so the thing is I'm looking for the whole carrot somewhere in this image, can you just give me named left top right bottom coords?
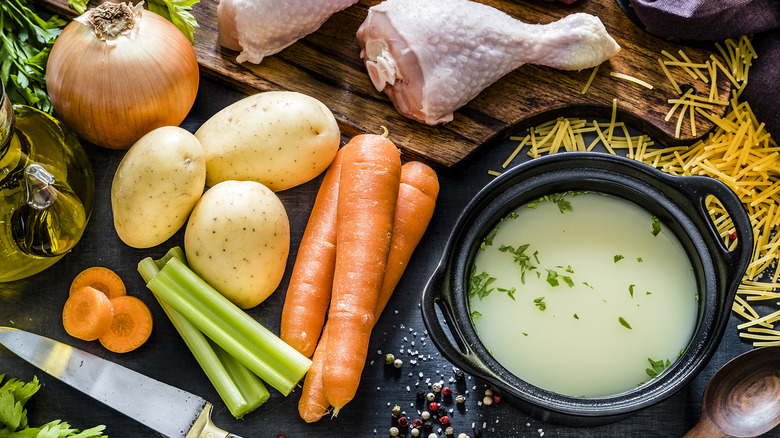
left=300, top=160, right=439, bottom=420
left=281, top=148, right=345, bottom=357
left=322, top=134, right=402, bottom=414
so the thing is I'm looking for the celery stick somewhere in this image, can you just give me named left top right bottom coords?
left=138, top=250, right=269, bottom=418
left=145, top=256, right=311, bottom=396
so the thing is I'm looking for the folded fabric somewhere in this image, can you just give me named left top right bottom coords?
left=629, top=0, right=780, bottom=139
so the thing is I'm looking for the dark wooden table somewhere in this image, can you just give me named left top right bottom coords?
left=0, top=78, right=774, bottom=438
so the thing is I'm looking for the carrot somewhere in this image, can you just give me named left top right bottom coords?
left=70, top=266, right=126, bottom=299
left=298, top=160, right=439, bottom=420
left=62, top=286, right=115, bottom=341
left=322, top=134, right=402, bottom=414
left=375, top=161, right=439, bottom=316
left=281, top=148, right=345, bottom=357
left=98, top=295, right=154, bottom=353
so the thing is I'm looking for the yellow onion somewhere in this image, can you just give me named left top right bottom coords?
left=46, top=2, right=199, bottom=150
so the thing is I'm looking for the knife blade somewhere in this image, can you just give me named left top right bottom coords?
left=0, top=326, right=241, bottom=438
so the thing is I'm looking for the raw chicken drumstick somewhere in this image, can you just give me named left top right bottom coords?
left=218, top=0, right=358, bottom=64
left=356, top=0, right=621, bottom=125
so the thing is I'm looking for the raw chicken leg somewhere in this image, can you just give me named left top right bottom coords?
left=356, top=0, right=621, bottom=125
left=218, top=0, right=358, bottom=64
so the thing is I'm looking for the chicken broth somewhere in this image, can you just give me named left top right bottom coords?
left=468, top=192, right=697, bottom=397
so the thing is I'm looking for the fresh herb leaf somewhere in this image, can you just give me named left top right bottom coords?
left=497, top=287, right=516, bottom=301
left=651, top=216, right=662, bottom=236
left=645, top=358, right=671, bottom=378
left=637, top=257, right=643, bottom=262
left=470, top=310, right=482, bottom=320
left=480, top=226, right=499, bottom=250
left=562, top=276, right=574, bottom=287
left=498, top=243, right=536, bottom=283
left=582, top=281, right=593, bottom=289
left=614, top=255, right=624, bottom=263
left=468, top=269, right=497, bottom=300
left=573, top=313, right=579, bottom=320
left=533, top=297, right=546, bottom=311
left=501, top=211, right=518, bottom=221
left=545, top=269, right=559, bottom=287
left=619, top=317, right=632, bottom=329
left=0, top=0, right=66, bottom=113
left=145, top=0, right=200, bottom=44
left=629, top=284, right=635, bottom=298
left=68, top=0, right=89, bottom=14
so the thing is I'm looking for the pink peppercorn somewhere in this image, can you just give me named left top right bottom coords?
left=439, top=415, right=451, bottom=425
left=412, top=419, right=423, bottom=429
left=429, top=402, right=440, bottom=412
left=442, top=386, right=453, bottom=397
left=398, top=416, right=409, bottom=427
left=492, top=394, right=501, bottom=404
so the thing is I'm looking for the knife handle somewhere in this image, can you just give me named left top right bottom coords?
left=186, top=402, right=239, bottom=438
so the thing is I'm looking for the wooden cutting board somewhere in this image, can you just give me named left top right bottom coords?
left=38, top=0, right=731, bottom=169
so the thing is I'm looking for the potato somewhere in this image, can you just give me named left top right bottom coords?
left=184, top=180, right=290, bottom=309
left=195, top=91, right=340, bottom=191
left=111, top=126, right=206, bottom=248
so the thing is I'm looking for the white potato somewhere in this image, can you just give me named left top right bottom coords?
left=111, top=126, right=206, bottom=248
left=184, top=180, right=290, bottom=309
left=195, top=91, right=340, bottom=191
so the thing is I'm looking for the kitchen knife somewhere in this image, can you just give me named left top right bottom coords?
left=0, top=326, right=241, bottom=438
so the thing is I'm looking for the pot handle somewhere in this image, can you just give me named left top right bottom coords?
left=420, top=265, right=510, bottom=386
left=685, top=176, right=753, bottom=274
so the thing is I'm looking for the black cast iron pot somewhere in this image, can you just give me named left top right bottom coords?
left=421, top=152, right=753, bottom=427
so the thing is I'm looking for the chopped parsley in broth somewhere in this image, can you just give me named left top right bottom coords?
left=468, top=192, right=697, bottom=397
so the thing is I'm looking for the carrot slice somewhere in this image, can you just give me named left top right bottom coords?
left=99, top=295, right=153, bottom=353
left=70, top=267, right=126, bottom=299
left=62, top=286, right=115, bottom=341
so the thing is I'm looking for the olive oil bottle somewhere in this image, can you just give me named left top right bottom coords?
left=0, top=83, right=94, bottom=282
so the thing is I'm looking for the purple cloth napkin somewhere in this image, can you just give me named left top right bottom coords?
left=629, top=0, right=780, bottom=138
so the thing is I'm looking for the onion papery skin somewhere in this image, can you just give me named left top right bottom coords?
left=46, top=7, right=200, bottom=150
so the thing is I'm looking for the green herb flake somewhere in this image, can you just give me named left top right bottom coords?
left=646, top=291, right=652, bottom=295
left=533, top=297, right=546, bottom=311
left=582, top=282, right=593, bottom=289
left=471, top=311, right=482, bottom=320
left=629, top=284, right=635, bottom=298
left=498, top=244, right=537, bottom=283
left=545, top=270, right=559, bottom=287
left=497, top=287, right=517, bottom=301
left=614, top=255, right=625, bottom=263
left=480, top=226, right=499, bottom=250
left=501, top=211, right=519, bottom=221
left=637, top=257, right=644, bottom=262
left=468, top=270, right=497, bottom=300
left=563, top=276, right=575, bottom=287
left=573, top=314, right=579, bottom=320
left=645, top=358, right=671, bottom=378
left=651, top=216, right=662, bottom=236
left=619, top=317, right=632, bottom=329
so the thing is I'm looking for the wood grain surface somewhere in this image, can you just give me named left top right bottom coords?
left=37, top=0, right=731, bottom=169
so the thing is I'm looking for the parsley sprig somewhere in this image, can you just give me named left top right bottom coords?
left=0, top=0, right=65, bottom=113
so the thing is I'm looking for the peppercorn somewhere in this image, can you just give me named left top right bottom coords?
left=412, top=419, right=423, bottom=429
left=385, top=353, right=395, bottom=365
left=416, top=390, right=426, bottom=400
left=439, top=415, right=450, bottom=426
left=428, top=434, right=437, bottom=438
left=393, top=358, right=403, bottom=368
left=492, top=394, right=501, bottom=404
left=454, top=369, right=465, bottom=380
left=398, top=416, right=409, bottom=428
left=458, top=434, right=469, bottom=438
left=445, top=426, right=454, bottom=435
left=429, top=402, right=440, bottom=412
left=411, top=429, right=420, bottom=438
left=432, top=382, right=443, bottom=393
left=426, top=392, right=435, bottom=402
left=474, top=429, right=483, bottom=438
left=390, top=426, right=400, bottom=437
left=392, top=405, right=402, bottom=416
left=442, top=386, right=453, bottom=397
left=423, top=419, right=434, bottom=433
left=455, top=395, right=466, bottom=404
left=484, top=388, right=493, bottom=397
left=482, top=396, right=493, bottom=406
left=421, top=411, right=431, bottom=420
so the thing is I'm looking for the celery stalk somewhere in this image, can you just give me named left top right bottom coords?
left=138, top=249, right=269, bottom=419
left=144, top=255, right=311, bottom=396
